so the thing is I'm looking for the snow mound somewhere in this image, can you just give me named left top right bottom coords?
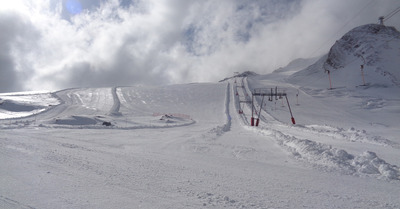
left=0, top=92, right=60, bottom=119
left=159, top=114, right=186, bottom=123
left=0, top=100, right=42, bottom=112
left=353, top=151, right=399, bottom=180
left=42, top=114, right=195, bottom=129
left=300, top=125, right=397, bottom=147
left=269, top=129, right=400, bottom=180
left=53, top=115, right=98, bottom=125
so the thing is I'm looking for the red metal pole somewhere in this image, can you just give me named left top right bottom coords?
left=285, top=96, right=296, bottom=124
left=327, top=70, right=333, bottom=89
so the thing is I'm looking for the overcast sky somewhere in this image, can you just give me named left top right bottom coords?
left=0, top=0, right=399, bottom=92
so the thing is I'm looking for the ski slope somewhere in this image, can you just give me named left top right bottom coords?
left=1, top=74, right=400, bottom=208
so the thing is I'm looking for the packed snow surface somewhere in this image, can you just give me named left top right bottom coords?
left=1, top=24, right=400, bottom=208
left=1, top=77, right=399, bottom=208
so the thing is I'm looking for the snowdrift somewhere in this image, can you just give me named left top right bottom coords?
left=0, top=92, right=60, bottom=119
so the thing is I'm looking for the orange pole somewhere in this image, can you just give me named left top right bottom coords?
left=327, top=70, right=333, bottom=89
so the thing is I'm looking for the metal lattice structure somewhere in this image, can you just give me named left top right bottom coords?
left=251, top=87, right=295, bottom=126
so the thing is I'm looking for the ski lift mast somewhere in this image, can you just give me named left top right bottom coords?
left=251, top=87, right=296, bottom=126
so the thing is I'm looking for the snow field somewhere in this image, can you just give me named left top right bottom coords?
left=240, top=75, right=400, bottom=181
left=1, top=76, right=400, bottom=208
left=0, top=92, right=60, bottom=119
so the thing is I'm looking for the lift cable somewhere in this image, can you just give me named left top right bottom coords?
left=383, top=6, right=400, bottom=22
left=309, top=0, right=376, bottom=57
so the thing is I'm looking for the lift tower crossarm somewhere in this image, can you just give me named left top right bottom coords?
left=251, top=87, right=295, bottom=126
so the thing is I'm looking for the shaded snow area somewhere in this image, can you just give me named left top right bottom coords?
left=1, top=24, right=400, bottom=208
left=0, top=92, right=60, bottom=119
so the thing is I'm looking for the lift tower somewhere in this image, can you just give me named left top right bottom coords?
left=251, top=87, right=296, bottom=126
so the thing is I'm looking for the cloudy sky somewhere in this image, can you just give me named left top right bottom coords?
left=0, top=0, right=399, bottom=92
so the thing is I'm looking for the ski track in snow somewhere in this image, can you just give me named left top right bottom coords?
left=1, top=78, right=399, bottom=208
left=0, top=87, right=196, bottom=130
left=234, top=77, right=400, bottom=181
left=1, top=80, right=399, bottom=182
left=109, top=87, right=122, bottom=116
left=0, top=195, right=36, bottom=209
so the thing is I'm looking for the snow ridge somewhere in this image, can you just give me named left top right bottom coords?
left=223, top=83, right=232, bottom=132
left=257, top=127, right=400, bottom=180
left=207, top=83, right=231, bottom=137
left=109, top=87, right=122, bottom=116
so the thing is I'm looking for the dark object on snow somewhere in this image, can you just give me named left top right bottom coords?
left=102, top=121, right=112, bottom=126
left=160, top=114, right=172, bottom=120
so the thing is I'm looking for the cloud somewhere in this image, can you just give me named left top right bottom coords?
left=0, top=0, right=399, bottom=92
left=0, top=11, right=39, bottom=92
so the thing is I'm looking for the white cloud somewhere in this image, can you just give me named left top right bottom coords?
left=0, top=0, right=399, bottom=92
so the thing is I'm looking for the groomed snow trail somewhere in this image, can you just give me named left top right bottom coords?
left=1, top=82, right=400, bottom=208
left=234, top=76, right=400, bottom=181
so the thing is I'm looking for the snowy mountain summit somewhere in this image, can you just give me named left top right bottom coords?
left=289, top=23, right=400, bottom=89
left=326, top=24, right=400, bottom=86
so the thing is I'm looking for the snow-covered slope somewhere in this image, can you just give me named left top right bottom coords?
left=325, top=24, right=400, bottom=85
left=1, top=24, right=400, bottom=208
left=272, top=57, right=320, bottom=76
left=0, top=91, right=60, bottom=119
left=289, top=24, right=400, bottom=88
left=283, top=23, right=400, bottom=136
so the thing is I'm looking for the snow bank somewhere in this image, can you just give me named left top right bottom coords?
left=210, top=83, right=232, bottom=135
left=39, top=114, right=195, bottom=130
left=53, top=115, right=98, bottom=125
left=109, top=87, right=122, bottom=116
left=0, top=93, right=60, bottom=119
left=258, top=128, right=400, bottom=180
left=298, top=125, right=398, bottom=147
left=0, top=100, right=41, bottom=112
